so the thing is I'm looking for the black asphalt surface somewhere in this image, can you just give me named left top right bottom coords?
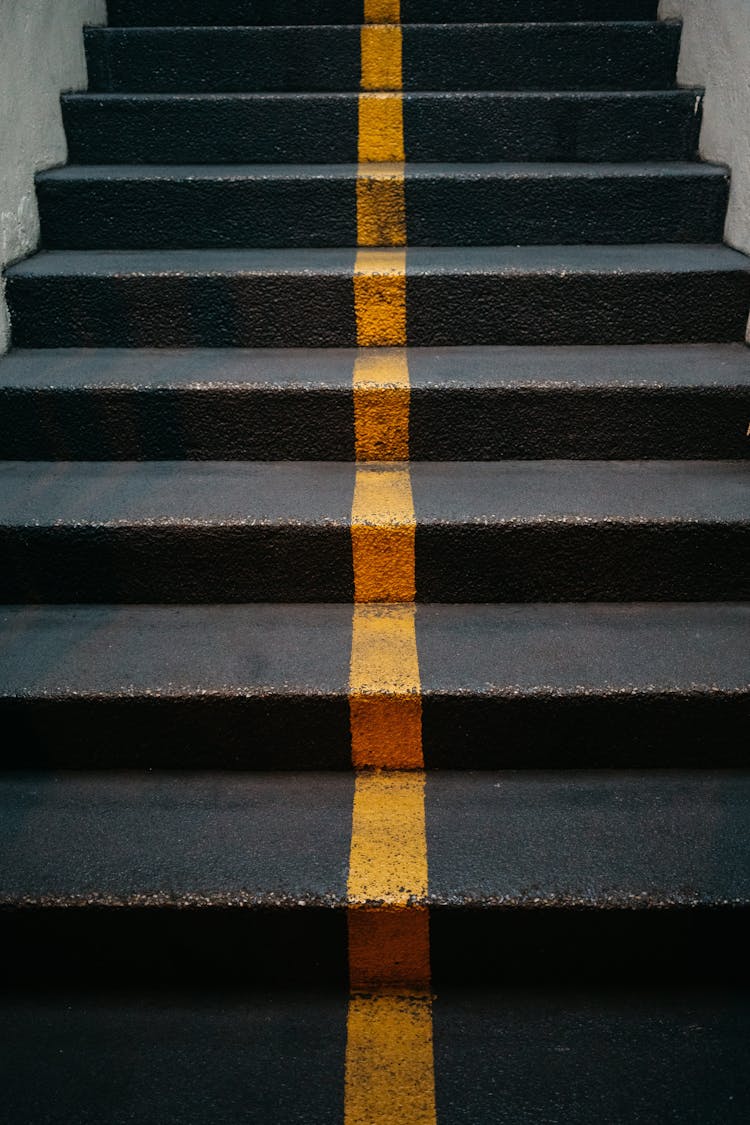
left=0, top=771, right=748, bottom=989
left=1, top=344, right=747, bottom=460
left=107, top=0, right=661, bottom=25
left=36, top=162, right=729, bottom=249
left=0, top=459, right=746, bottom=601
left=8, top=244, right=750, bottom=347
left=61, top=90, right=703, bottom=164
left=1, top=603, right=747, bottom=767
left=1, top=986, right=748, bottom=1124
left=85, top=23, right=681, bottom=93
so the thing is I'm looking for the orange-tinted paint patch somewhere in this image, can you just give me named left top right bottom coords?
left=364, top=0, right=401, bottom=25
left=349, top=906, right=431, bottom=990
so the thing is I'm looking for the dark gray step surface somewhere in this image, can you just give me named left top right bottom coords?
left=36, top=162, right=729, bottom=249
left=0, top=771, right=748, bottom=984
left=2, top=344, right=748, bottom=461
left=61, top=90, right=703, bottom=164
left=8, top=244, right=749, bottom=348
left=85, top=23, right=680, bottom=93
left=1, top=603, right=747, bottom=767
left=2, top=986, right=749, bottom=1124
left=0, top=460, right=747, bottom=603
left=107, top=0, right=661, bottom=25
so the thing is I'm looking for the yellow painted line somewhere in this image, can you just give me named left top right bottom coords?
left=357, top=164, right=406, bottom=247
left=348, top=771, right=428, bottom=906
left=351, top=465, right=415, bottom=603
left=361, top=24, right=403, bottom=90
left=345, top=992, right=436, bottom=1125
left=346, top=6, right=435, bottom=1122
left=364, top=0, right=401, bottom=25
left=346, top=772, right=434, bottom=1121
left=354, top=249, right=407, bottom=345
left=350, top=603, right=422, bottom=769
left=353, top=348, right=410, bottom=461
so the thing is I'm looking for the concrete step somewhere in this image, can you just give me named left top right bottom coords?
left=85, top=23, right=681, bottom=94
left=61, top=90, right=703, bottom=164
left=2, top=345, right=748, bottom=461
left=1, top=985, right=747, bottom=1123
left=106, top=1, right=661, bottom=25
left=7, top=245, right=750, bottom=348
left=0, top=460, right=747, bottom=602
left=36, top=162, right=729, bottom=249
left=1, top=603, right=746, bottom=766
left=0, top=770, right=748, bottom=981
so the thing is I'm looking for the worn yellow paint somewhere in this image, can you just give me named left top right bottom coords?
left=359, top=95, right=405, bottom=163
left=348, top=771, right=428, bottom=905
left=354, top=250, right=407, bottom=346
left=364, top=0, right=401, bottom=24
left=353, top=349, right=410, bottom=461
left=357, top=164, right=406, bottom=247
left=345, top=993, right=436, bottom=1125
left=345, top=5, right=435, bottom=1120
left=361, top=24, right=403, bottom=90
left=349, top=603, right=422, bottom=769
left=351, top=465, right=415, bottom=602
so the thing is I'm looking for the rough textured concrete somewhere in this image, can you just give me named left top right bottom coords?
left=660, top=0, right=750, bottom=256
left=1, top=988, right=748, bottom=1124
left=61, top=90, right=703, bottom=165
left=1, top=344, right=747, bottom=460
left=0, top=0, right=105, bottom=354
left=85, top=23, right=681, bottom=93
left=0, top=603, right=747, bottom=768
left=35, top=162, right=729, bottom=249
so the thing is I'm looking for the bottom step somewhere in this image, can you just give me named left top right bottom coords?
left=2, top=986, right=747, bottom=1124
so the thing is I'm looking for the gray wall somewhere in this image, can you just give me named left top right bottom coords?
left=0, top=0, right=106, bottom=353
left=660, top=0, right=750, bottom=255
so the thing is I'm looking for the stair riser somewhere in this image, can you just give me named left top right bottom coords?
left=105, top=1, right=660, bottom=26
left=2, top=696, right=747, bottom=770
left=3, top=387, right=747, bottom=461
left=0, top=525, right=746, bottom=602
left=85, top=25, right=680, bottom=94
left=37, top=171, right=728, bottom=249
left=62, top=92, right=702, bottom=164
left=1, top=906, right=745, bottom=986
left=8, top=270, right=749, bottom=348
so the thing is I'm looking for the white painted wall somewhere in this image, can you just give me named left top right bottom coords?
left=660, top=0, right=750, bottom=255
left=0, top=0, right=106, bottom=353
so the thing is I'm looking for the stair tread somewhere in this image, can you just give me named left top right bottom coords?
left=0, top=459, right=746, bottom=525
left=0, top=769, right=748, bottom=906
left=38, top=160, right=728, bottom=181
left=9, top=243, right=749, bottom=276
left=1, top=986, right=747, bottom=1125
left=105, top=0, right=661, bottom=25
left=1, top=603, right=746, bottom=697
left=3, top=343, right=748, bottom=390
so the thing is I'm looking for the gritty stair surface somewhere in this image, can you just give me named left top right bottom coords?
left=84, top=23, right=681, bottom=94
left=106, top=0, right=662, bottom=25
left=0, top=459, right=746, bottom=603
left=1, top=603, right=747, bottom=768
left=1, top=345, right=748, bottom=461
left=36, top=163, right=729, bottom=249
left=2, top=985, right=748, bottom=1125
left=61, top=90, right=704, bottom=165
left=7, top=245, right=750, bottom=348
left=1, top=0, right=748, bottom=1116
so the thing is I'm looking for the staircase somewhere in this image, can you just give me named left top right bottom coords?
left=1, top=1, right=749, bottom=1121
